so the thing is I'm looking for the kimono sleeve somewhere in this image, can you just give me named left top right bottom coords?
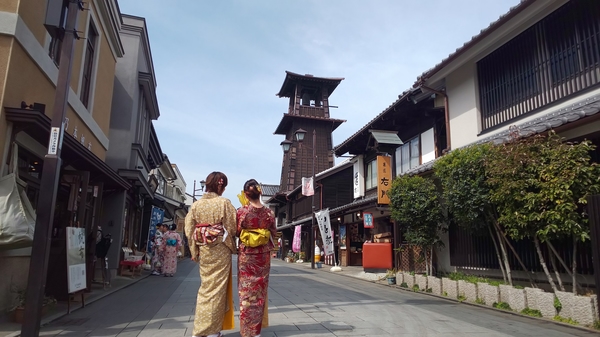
left=222, top=199, right=238, bottom=254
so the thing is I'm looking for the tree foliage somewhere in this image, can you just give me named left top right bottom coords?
left=485, top=131, right=600, bottom=243
left=388, top=175, right=444, bottom=249
left=433, top=143, right=494, bottom=231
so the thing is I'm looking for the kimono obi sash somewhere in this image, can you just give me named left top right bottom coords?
left=193, top=222, right=224, bottom=245
left=166, top=238, right=177, bottom=246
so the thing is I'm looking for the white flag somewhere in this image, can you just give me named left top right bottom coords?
left=315, top=208, right=334, bottom=256
left=302, top=177, right=314, bottom=196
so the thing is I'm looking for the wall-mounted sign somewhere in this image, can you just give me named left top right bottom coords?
left=363, top=212, right=374, bottom=229
left=353, top=155, right=365, bottom=198
left=377, top=155, right=392, bottom=204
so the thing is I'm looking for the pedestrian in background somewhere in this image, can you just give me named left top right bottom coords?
left=185, top=171, right=237, bottom=337
left=162, top=223, right=182, bottom=277
left=236, top=179, right=276, bottom=337
left=151, top=223, right=167, bottom=276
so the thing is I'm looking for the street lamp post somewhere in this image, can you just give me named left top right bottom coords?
left=192, top=179, right=205, bottom=202
left=281, top=128, right=317, bottom=269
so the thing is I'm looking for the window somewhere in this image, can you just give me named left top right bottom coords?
left=477, top=1, right=600, bottom=131
left=366, top=159, right=377, bottom=189
left=80, top=22, right=98, bottom=109
left=395, top=137, right=421, bottom=175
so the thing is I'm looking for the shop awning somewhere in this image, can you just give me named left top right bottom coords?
left=5, top=108, right=131, bottom=190
left=118, top=169, right=154, bottom=196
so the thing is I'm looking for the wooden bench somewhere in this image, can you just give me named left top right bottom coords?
left=119, top=260, right=144, bottom=277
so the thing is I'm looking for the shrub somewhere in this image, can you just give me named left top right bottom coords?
left=476, top=298, right=486, bottom=305
left=521, top=308, right=542, bottom=317
left=493, top=302, right=512, bottom=311
left=400, top=282, right=408, bottom=288
left=553, top=316, right=578, bottom=325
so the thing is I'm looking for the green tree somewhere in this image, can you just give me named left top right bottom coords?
left=434, top=143, right=513, bottom=285
left=389, top=175, right=444, bottom=275
left=486, top=131, right=600, bottom=293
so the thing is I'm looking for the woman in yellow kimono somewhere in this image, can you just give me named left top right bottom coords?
left=185, top=172, right=237, bottom=337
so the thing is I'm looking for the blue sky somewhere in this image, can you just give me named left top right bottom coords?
left=117, top=0, right=520, bottom=206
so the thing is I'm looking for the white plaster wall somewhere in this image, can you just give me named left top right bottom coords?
left=421, top=128, right=435, bottom=163
left=446, top=62, right=480, bottom=149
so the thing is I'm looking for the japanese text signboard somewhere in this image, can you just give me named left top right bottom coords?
left=315, top=208, right=334, bottom=256
left=377, top=155, right=392, bottom=204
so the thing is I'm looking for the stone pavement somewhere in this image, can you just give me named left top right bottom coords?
left=21, top=259, right=599, bottom=336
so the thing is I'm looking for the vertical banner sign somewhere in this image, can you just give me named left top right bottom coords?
left=353, top=155, right=365, bottom=198
left=302, top=177, right=314, bottom=196
left=292, top=225, right=302, bottom=253
left=66, top=227, right=86, bottom=293
left=377, top=155, right=392, bottom=204
left=363, top=212, right=374, bottom=229
left=315, top=209, right=334, bottom=256
left=146, top=206, right=165, bottom=255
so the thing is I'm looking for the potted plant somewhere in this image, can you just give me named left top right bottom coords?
left=9, top=285, right=56, bottom=324
left=385, top=269, right=397, bottom=285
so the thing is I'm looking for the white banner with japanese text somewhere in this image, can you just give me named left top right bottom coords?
left=315, top=208, right=334, bottom=256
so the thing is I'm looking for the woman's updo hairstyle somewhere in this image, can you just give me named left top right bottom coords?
left=243, top=179, right=261, bottom=201
left=204, top=171, right=228, bottom=196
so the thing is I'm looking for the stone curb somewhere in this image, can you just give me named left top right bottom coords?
left=283, top=262, right=600, bottom=335
left=377, top=278, right=600, bottom=335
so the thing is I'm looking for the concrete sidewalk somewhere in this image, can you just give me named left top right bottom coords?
left=0, top=268, right=156, bottom=337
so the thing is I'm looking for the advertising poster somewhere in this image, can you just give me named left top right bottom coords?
left=146, top=206, right=165, bottom=255
left=66, top=227, right=86, bottom=293
left=315, top=209, right=334, bottom=256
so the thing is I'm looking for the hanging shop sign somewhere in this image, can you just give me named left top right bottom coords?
left=353, top=155, right=365, bottom=198
left=377, top=155, right=392, bottom=204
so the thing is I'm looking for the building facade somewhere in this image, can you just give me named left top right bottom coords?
left=0, top=0, right=128, bottom=313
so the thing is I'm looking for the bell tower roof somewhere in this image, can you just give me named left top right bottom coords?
left=276, top=71, right=344, bottom=98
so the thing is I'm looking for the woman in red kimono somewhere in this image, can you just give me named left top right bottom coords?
left=236, top=179, right=276, bottom=337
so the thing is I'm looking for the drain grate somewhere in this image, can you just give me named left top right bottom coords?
left=55, top=317, right=90, bottom=326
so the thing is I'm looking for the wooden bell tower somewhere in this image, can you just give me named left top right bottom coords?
left=274, top=71, right=345, bottom=192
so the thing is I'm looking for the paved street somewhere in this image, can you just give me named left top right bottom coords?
left=36, top=259, right=596, bottom=337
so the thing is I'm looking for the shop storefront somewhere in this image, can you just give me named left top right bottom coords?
left=3, top=108, right=131, bottom=300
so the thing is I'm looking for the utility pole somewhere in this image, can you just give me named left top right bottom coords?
left=21, top=1, right=82, bottom=336
left=310, top=129, right=316, bottom=270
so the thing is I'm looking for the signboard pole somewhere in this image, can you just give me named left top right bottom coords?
left=22, top=2, right=82, bottom=336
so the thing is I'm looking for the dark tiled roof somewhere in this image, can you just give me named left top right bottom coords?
left=399, top=95, right=600, bottom=177
left=260, top=184, right=280, bottom=197
left=334, top=89, right=416, bottom=154
left=277, top=71, right=345, bottom=98
left=414, top=0, right=535, bottom=87
left=478, top=95, right=600, bottom=145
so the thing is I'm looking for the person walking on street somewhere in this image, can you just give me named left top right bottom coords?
left=236, top=179, right=276, bottom=337
left=185, top=172, right=237, bottom=337
left=152, top=223, right=167, bottom=276
left=162, top=223, right=182, bottom=277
